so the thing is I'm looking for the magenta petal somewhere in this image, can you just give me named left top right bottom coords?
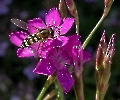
left=31, top=38, right=65, bottom=58
left=57, top=36, right=69, bottom=46
left=83, top=51, right=91, bottom=63
left=47, top=48, right=71, bottom=68
left=30, top=42, right=43, bottom=57
left=31, top=39, right=53, bottom=58
left=27, top=24, right=38, bottom=34
left=27, top=18, right=47, bottom=34
left=51, top=39, right=63, bottom=47
left=17, top=48, right=34, bottom=58
left=62, top=34, right=80, bottom=54
left=57, top=68, right=74, bottom=93
left=45, top=8, right=61, bottom=27
left=9, top=31, right=28, bottom=47
left=33, top=59, right=56, bottom=75
left=60, top=18, right=74, bottom=35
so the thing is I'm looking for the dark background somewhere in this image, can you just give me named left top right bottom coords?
left=0, top=0, right=120, bottom=100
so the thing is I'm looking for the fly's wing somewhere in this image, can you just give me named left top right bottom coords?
left=11, top=18, right=28, bottom=30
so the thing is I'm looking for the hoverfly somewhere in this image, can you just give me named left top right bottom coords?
left=11, top=18, right=54, bottom=49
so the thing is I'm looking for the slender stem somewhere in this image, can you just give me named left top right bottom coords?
left=74, top=73, right=84, bottom=100
left=82, top=14, right=105, bottom=49
left=95, top=69, right=110, bottom=100
left=43, top=89, right=57, bottom=100
left=82, top=0, right=114, bottom=49
left=36, top=75, right=56, bottom=100
left=75, top=12, right=79, bottom=35
left=95, top=88, right=100, bottom=100
left=95, top=89, right=104, bottom=100
left=95, top=85, right=108, bottom=100
left=55, top=80, right=64, bottom=100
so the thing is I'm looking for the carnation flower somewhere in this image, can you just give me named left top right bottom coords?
left=33, top=34, right=91, bottom=93
left=33, top=34, right=79, bottom=93
left=9, top=8, right=74, bottom=58
left=33, top=47, right=74, bottom=93
left=72, top=44, right=91, bottom=77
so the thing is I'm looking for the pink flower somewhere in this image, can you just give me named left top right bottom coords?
left=33, top=34, right=91, bottom=93
left=9, top=8, right=74, bottom=58
left=33, top=47, right=74, bottom=93
left=62, top=34, right=91, bottom=78
left=33, top=35, right=79, bottom=93
left=63, top=34, right=91, bottom=78
left=72, top=44, right=91, bottom=77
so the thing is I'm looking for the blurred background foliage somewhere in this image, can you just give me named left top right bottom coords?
left=0, top=0, right=120, bottom=100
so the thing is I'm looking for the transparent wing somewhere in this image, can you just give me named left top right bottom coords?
left=11, top=18, right=28, bottom=30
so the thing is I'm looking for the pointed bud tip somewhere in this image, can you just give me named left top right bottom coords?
left=104, top=0, right=114, bottom=7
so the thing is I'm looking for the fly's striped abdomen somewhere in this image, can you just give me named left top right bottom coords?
left=21, top=29, right=52, bottom=48
left=21, top=32, right=42, bottom=48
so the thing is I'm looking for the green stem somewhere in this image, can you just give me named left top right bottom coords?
left=82, top=14, right=105, bottom=49
left=95, top=67, right=110, bottom=100
left=95, top=86, right=108, bottom=100
left=95, top=88, right=100, bottom=100
left=36, top=75, right=56, bottom=100
left=43, top=89, right=57, bottom=100
left=82, top=0, right=114, bottom=49
left=55, top=80, right=64, bottom=100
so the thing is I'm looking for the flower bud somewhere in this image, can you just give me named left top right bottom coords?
left=96, top=31, right=107, bottom=70
left=59, top=0, right=67, bottom=18
left=96, top=31, right=115, bottom=71
left=95, top=31, right=115, bottom=91
left=65, top=0, right=79, bottom=34
left=104, top=0, right=114, bottom=7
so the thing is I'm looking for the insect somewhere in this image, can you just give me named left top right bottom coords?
left=11, top=18, right=54, bottom=49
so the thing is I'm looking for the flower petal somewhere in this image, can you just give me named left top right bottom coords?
left=48, top=47, right=71, bottom=69
left=59, top=18, right=74, bottom=35
left=57, top=67, right=74, bottom=93
left=45, top=8, right=61, bottom=27
left=33, top=59, right=56, bottom=75
left=50, top=38, right=64, bottom=47
left=62, top=34, right=80, bottom=54
left=57, top=36, right=69, bottom=46
left=27, top=18, right=47, bottom=34
left=31, top=38, right=65, bottom=58
left=17, top=47, right=34, bottom=58
left=31, top=39, right=53, bottom=58
left=83, top=51, right=91, bottom=63
left=9, top=31, right=28, bottom=47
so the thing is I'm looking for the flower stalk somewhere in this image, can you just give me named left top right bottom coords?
left=43, top=90, right=57, bottom=100
left=55, top=80, right=64, bottom=100
left=36, top=75, right=56, bottom=100
left=73, top=73, right=84, bottom=100
left=72, top=44, right=91, bottom=100
left=82, top=0, right=114, bottom=49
